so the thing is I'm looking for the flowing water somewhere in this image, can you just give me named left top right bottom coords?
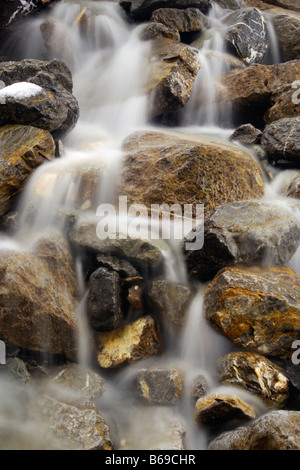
left=0, top=0, right=299, bottom=450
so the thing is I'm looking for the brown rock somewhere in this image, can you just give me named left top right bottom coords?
left=287, top=176, right=300, bottom=198
left=263, top=0, right=300, bottom=12
left=140, top=23, right=180, bottom=42
left=150, top=8, right=208, bottom=34
left=272, top=14, right=300, bottom=61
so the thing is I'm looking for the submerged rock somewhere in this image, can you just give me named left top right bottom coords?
left=97, top=316, right=161, bottom=368
left=194, top=393, right=256, bottom=426
left=135, top=368, right=183, bottom=405
left=209, top=410, right=300, bottom=450
left=184, top=201, right=300, bottom=281
left=224, top=8, right=268, bottom=64
left=218, top=352, right=289, bottom=407
left=204, top=265, right=300, bottom=359
left=0, top=124, right=55, bottom=217
left=127, top=0, right=211, bottom=21
left=261, top=117, right=300, bottom=166
left=118, top=131, right=264, bottom=217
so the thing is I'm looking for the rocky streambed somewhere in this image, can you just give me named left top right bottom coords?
left=0, top=0, right=300, bottom=451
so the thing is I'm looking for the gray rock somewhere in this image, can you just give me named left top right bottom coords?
left=261, top=117, right=300, bottom=166
left=191, top=375, right=210, bottom=401
left=229, top=123, right=262, bottom=145
left=135, top=368, right=183, bottom=405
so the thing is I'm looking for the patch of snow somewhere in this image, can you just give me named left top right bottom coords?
left=0, top=82, right=43, bottom=104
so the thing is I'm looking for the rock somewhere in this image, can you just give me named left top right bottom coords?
left=0, top=59, right=73, bottom=94
left=272, top=15, right=300, bottom=61
left=128, top=285, right=144, bottom=311
left=209, top=410, right=300, bottom=450
left=204, top=265, right=300, bottom=359
left=49, top=363, right=106, bottom=399
left=118, top=131, right=264, bottom=217
left=127, top=0, right=211, bottom=21
left=0, top=81, right=79, bottom=139
left=140, top=22, right=180, bottom=42
left=184, top=201, right=300, bottom=282
left=263, top=0, right=300, bottom=12
left=224, top=8, right=268, bottom=64
left=148, top=279, right=194, bottom=326
left=229, top=123, right=262, bottom=144
left=0, top=211, right=19, bottom=232
left=213, top=0, right=242, bottom=9
left=287, top=176, right=300, bottom=198
left=68, top=216, right=165, bottom=275
left=0, top=125, right=55, bottom=217
left=191, top=375, right=210, bottom=401
left=0, top=358, right=31, bottom=384
left=38, top=394, right=112, bottom=450
left=218, top=352, right=289, bottom=407
left=144, top=38, right=200, bottom=118
left=261, top=117, right=300, bottom=166
left=135, top=368, right=183, bottom=405
left=87, top=267, right=124, bottom=332
left=194, top=393, right=256, bottom=426
left=97, top=316, right=161, bottom=368
left=0, top=233, right=79, bottom=359
left=150, top=8, right=208, bottom=34
left=264, top=85, right=300, bottom=124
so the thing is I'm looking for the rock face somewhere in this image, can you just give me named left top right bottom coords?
left=204, top=265, right=300, bottom=359
left=148, top=279, right=194, bottom=326
left=127, top=0, right=211, bottom=21
left=145, top=39, right=200, bottom=118
left=209, top=410, right=300, bottom=450
left=97, top=316, right=161, bottom=368
left=194, top=393, right=256, bottom=425
left=135, top=368, right=183, bottom=405
left=261, top=117, right=300, bottom=166
left=224, top=8, right=268, bottom=64
left=87, top=267, right=124, bottom=332
left=184, top=201, right=300, bottom=281
left=0, top=234, right=78, bottom=359
left=0, top=124, right=55, bottom=217
left=150, top=8, right=208, bottom=34
left=118, top=131, right=264, bottom=217
left=218, top=352, right=289, bottom=407
left=272, top=15, right=300, bottom=61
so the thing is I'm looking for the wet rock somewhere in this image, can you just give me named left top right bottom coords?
left=209, top=410, right=300, bottom=450
left=218, top=352, right=289, bottom=407
left=127, top=0, right=211, bottom=21
left=135, top=368, right=183, bottom=405
left=194, top=393, right=256, bottom=426
left=272, top=15, right=300, bottom=61
left=144, top=38, right=200, bottom=118
left=0, top=124, right=55, bottom=217
left=49, top=363, right=106, bottom=399
left=261, top=117, right=300, bottom=166
left=148, top=279, right=194, bottom=326
left=97, top=316, right=161, bottom=368
left=184, top=201, right=300, bottom=282
left=224, top=8, right=268, bottom=64
left=150, top=8, right=208, bottom=34
left=263, top=0, right=300, bottom=12
left=229, top=123, right=262, bottom=144
left=38, top=394, right=112, bottom=450
left=287, top=176, right=300, bottom=198
left=191, top=375, right=210, bottom=401
left=69, top=216, right=165, bottom=275
left=0, top=358, right=31, bottom=385
left=87, top=267, right=124, bottom=332
left=213, top=0, right=242, bottom=9
left=0, top=211, right=19, bottom=232
left=96, top=254, right=140, bottom=279
left=140, top=22, right=180, bottom=42
left=0, top=233, right=79, bottom=359
left=118, top=131, right=264, bottom=217
left=204, top=265, right=300, bottom=359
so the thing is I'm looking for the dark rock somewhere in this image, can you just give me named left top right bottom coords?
left=229, top=123, right=262, bottom=144
left=96, top=254, right=140, bottom=279
left=261, top=117, right=300, bottom=166
left=127, top=0, right=211, bottom=21
left=204, top=265, right=300, bottom=359
left=135, top=368, right=183, bottom=405
left=184, top=201, right=300, bottom=282
left=209, top=410, right=300, bottom=450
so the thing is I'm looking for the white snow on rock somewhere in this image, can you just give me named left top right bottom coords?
left=0, top=82, right=43, bottom=104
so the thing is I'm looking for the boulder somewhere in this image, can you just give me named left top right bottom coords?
left=0, top=124, right=55, bottom=217
left=184, top=201, right=300, bottom=281
left=261, top=117, right=300, bottom=166
left=194, top=393, right=256, bottom=426
left=229, top=124, right=262, bottom=144
left=204, top=265, right=300, bottom=359
left=135, top=368, right=183, bottom=405
left=126, top=0, right=211, bottom=21
left=97, top=316, right=161, bottom=368
left=263, top=0, right=300, bottom=12
left=264, top=85, right=300, bottom=124
left=209, top=410, right=300, bottom=450
left=0, top=233, right=79, bottom=359
left=191, top=375, right=210, bottom=401
left=118, top=131, right=264, bottom=217
left=140, top=22, right=180, bottom=42
left=224, top=8, right=268, bottom=64
left=218, top=352, right=289, bottom=407
left=150, top=8, right=208, bottom=34
left=272, top=15, right=300, bottom=61
left=287, top=176, right=300, bottom=198
left=213, top=0, right=241, bottom=8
